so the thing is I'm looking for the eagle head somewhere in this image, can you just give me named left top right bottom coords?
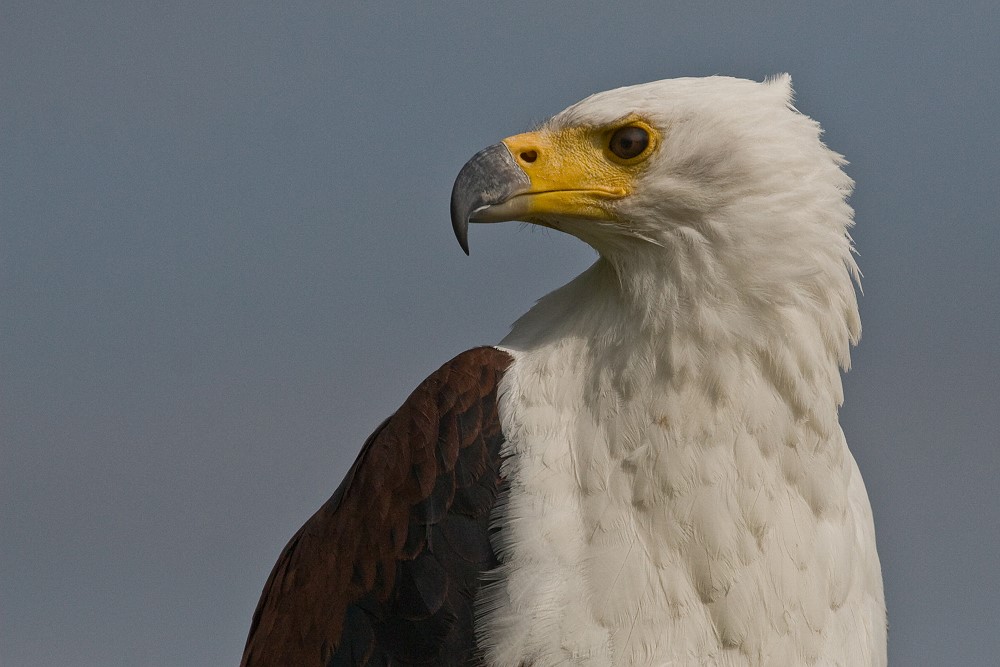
left=452, top=75, right=861, bottom=360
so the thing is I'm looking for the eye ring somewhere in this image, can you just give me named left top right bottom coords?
left=608, top=125, right=650, bottom=160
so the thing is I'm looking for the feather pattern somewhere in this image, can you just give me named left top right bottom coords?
left=241, top=347, right=512, bottom=666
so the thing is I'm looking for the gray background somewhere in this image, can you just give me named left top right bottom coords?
left=2, top=2, right=998, bottom=665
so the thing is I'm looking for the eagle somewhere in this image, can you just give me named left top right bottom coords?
left=241, top=75, right=887, bottom=666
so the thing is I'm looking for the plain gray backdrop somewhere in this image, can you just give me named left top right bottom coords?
left=2, top=2, right=998, bottom=665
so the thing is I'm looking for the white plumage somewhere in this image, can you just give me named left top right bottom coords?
left=474, top=76, right=886, bottom=666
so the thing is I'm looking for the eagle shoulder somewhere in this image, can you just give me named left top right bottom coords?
left=241, top=346, right=513, bottom=666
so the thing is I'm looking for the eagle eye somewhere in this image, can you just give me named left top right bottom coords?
left=608, top=125, right=650, bottom=160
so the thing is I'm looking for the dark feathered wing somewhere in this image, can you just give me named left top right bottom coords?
left=241, top=347, right=513, bottom=666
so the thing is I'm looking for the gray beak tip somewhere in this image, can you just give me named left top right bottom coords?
left=456, top=227, right=471, bottom=255
left=450, top=197, right=471, bottom=255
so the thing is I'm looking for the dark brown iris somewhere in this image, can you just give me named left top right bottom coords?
left=608, top=125, right=650, bottom=160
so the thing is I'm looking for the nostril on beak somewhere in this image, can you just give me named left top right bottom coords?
left=519, top=150, right=537, bottom=164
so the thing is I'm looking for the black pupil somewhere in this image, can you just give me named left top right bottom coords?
left=610, top=126, right=649, bottom=159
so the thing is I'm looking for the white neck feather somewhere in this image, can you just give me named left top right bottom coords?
left=503, top=231, right=856, bottom=438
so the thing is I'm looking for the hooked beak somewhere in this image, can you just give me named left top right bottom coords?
left=450, top=130, right=634, bottom=254
left=449, top=143, right=530, bottom=255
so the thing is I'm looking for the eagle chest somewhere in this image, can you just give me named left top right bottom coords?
left=479, top=352, right=865, bottom=666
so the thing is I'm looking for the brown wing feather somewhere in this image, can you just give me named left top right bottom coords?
left=241, top=346, right=513, bottom=666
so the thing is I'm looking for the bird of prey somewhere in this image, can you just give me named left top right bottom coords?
left=241, top=75, right=887, bottom=666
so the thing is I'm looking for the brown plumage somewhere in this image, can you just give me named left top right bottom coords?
left=241, top=347, right=513, bottom=666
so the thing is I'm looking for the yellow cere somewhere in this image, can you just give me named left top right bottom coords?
left=501, top=116, right=659, bottom=222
